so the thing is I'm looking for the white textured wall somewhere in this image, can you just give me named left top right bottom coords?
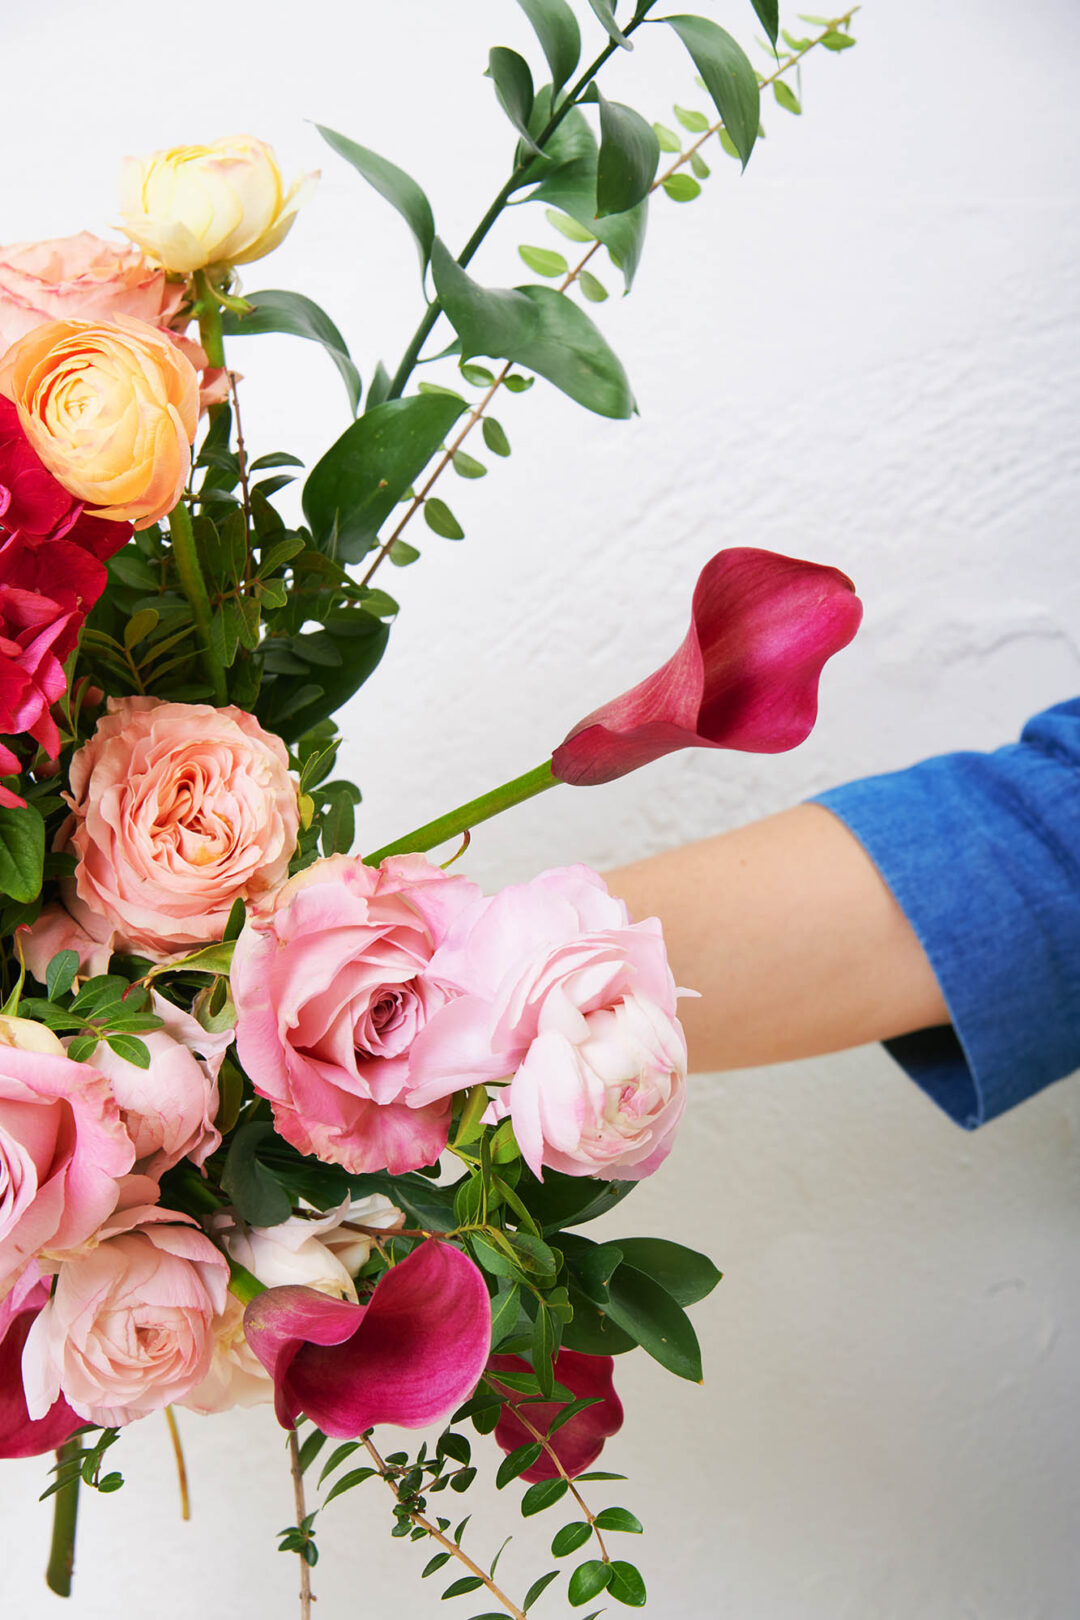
left=3, top=1, right=1080, bottom=1615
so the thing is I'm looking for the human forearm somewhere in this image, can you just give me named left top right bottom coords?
left=607, top=804, right=949, bottom=1072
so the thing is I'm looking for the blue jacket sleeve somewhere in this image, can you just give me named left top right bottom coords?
left=812, top=698, right=1080, bottom=1128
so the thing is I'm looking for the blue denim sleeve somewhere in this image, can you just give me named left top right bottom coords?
left=812, top=698, right=1080, bottom=1128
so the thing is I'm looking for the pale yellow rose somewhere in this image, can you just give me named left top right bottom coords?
left=119, top=135, right=317, bottom=274
left=0, top=316, right=199, bottom=528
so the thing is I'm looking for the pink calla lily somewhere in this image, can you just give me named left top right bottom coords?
left=551, top=547, right=862, bottom=787
left=489, top=1350, right=623, bottom=1482
left=0, top=1273, right=80, bottom=1459
left=243, top=1239, right=490, bottom=1438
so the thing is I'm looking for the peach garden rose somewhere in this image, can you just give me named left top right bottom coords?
left=0, top=232, right=185, bottom=358
left=0, top=315, right=199, bottom=528
left=53, top=696, right=299, bottom=961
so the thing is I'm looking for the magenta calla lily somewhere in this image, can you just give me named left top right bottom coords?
left=243, top=1239, right=490, bottom=1438
left=551, top=547, right=863, bottom=787
left=489, top=1350, right=623, bottom=1482
left=0, top=1277, right=80, bottom=1459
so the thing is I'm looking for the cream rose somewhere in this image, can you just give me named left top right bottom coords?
left=0, top=232, right=185, bottom=357
left=0, top=316, right=199, bottom=528
left=119, top=136, right=317, bottom=274
left=59, top=696, right=299, bottom=960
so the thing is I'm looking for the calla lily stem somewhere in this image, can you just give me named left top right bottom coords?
left=45, top=1439, right=81, bottom=1598
left=363, top=759, right=560, bottom=865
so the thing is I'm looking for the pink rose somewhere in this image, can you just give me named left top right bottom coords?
left=22, top=1204, right=229, bottom=1426
left=408, top=866, right=688, bottom=1181
left=0, top=1268, right=81, bottom=1457
left=232, top=853, right=483, bottom=1174
left=83, top=992, right=228, bottom=1178
left=59, top=696, right=299, bottom=960
left=0, top=232, right=184, bottom=357
left=19, top=903, right=115, bottom=984
left=0, top=1023, right=134, bottom=1297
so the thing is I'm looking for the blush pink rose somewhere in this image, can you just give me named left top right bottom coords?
left=18, top=903, right=115, bottom=984
left=22, top=1204, right=229, bottom=1427
left=407, top=866, right=688, bottom=1181
left=0, top=232, right=185, bottom=357
left=232, top=853, right=483, bottom=1174
left=0, top=1023, right=134, bottom=1298
left=58, top=696, right=299, bottom=960
left=82, top=992, right=228, bottom=1178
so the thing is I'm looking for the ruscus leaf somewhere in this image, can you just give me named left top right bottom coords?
left=515, top=0, right=581, bottom=95
left=221, top=289, right=362, bottom=415
left=315, top=125, right=435, bottom=271
left=586, top=0, right=632, bottom=49
left=750, top=0, right=779, bottom=46
left=664, top=15, right=761, bottom=168
left=596, top=90, right=660, bottom=216
left=490, top=47, right=539, bottom=150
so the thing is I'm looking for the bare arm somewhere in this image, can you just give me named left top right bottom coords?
left=607, top=804, right=949, bottom=1072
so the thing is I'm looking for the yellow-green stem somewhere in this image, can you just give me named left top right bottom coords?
left=168, top=502, right=227, bottom=705
left=45, top=1439, right=81, bottom=1598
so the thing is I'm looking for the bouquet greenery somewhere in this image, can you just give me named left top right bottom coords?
left=0, top=3, right=859, bottom=1613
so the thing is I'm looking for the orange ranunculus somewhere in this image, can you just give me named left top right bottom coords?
left=119, top=136, right=316, bottom=275
left=0, top=316, right=199, bottom=528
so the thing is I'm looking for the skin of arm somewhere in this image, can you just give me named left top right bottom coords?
left=606, top=804, right=950, bottom=1073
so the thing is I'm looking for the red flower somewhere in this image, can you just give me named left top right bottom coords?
left=0, top=1273, right=80, bottom=1459
left=0, top=397, right=131, bottom=560
left=551, top=548, right=862, bottom=787
left=489, top=1349, right=623, bottom=1483
left=243, top=1240, right=491, bottom=1439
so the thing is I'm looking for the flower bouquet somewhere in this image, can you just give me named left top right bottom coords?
left=0, top=3, right=860, bottom=1613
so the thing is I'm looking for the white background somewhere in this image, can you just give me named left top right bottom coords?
left=3, top=0, right=1080, bottom=1616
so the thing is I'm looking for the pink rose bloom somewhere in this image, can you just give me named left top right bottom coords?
left=232, top=853, right=483, bottom=1174
left=22, top=1204, right=229, bottom=1427
left=19, top=902, right=115, bottom=984
left=408, top=866, right=688, bottom=1181
left=0, top=1267, right=81, bottom=1457
left=83, top=991, right=228, bottom=1178
left=59, top=696, right=299, bottom=960
left=0, top=232, right=184, bottom=356
left=0, top=1023, right=134, bottom=1298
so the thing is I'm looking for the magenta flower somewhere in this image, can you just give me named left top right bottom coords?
left=0, top=1271, right=80, bottom=1459
left=551, top=547, right=862, bottom=787
left=488, top=1350, right=623, bottom=1482
left=243, top=1239, right=491, bottom=1438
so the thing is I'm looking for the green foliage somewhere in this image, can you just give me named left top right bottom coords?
left=774, top=78, right=802, bottom=115
left=596, top=90, right=660, bottom=217
left=316, top=124, right=435, bottom=272
left=568, top=1559, right=611, bottom=1605
left=662, top=173, right=701, bottom=202
left=221, top=289, right=362, bottom=415
left=607, top=1559, right=648, bottom=1606
left=220, top=1120, right=293, bottom=1225
left=490, top=47, right=540, bottom=151
left=519, top=244, right=569, bottom=278
left=585, top=0, right=631, bottom=50
left=515, top=0, right=581, bottom=97
left=665, top=15, right=761, bottom=168
left=0, top=803, right=44, bottom=903
left=750, top=0, right=780, bottom=47
left=425, top=498, right=466, bottom=540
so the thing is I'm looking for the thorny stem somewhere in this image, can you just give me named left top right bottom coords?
left=361, top=1435, right=527, bottom=1620
left=164, top=1406, right=191, bottom=1522
left=482, top=1376, right=609, bottom=1562
left=358, top=14, right=853, bottom=593
left=288, top=1430, right=314, bottom=1619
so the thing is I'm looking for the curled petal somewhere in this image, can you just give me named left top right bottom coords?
left=0, top=1277, right=80, bottom=1458
left=552, top=547, right=862, bottom=786
left=244, top=1240, right=490, bottom=1438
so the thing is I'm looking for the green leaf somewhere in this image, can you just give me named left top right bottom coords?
left=442, top=1576, right=485, bottom=1599
left=489, top=47, right=539, bottom=151
left=674, top=104, right=709, bottom=132
left=423, top=1553, right=452, bottom=1577
left=221, top=1121, right=293, bottom=1226
left=303, top=394, right=466, bottom=561
left=389, top=539, right=421, bottom=567
left=773, top=78, right=801, bottom=114
left=523, top=1569, right=560, bottom=1608
left=568, top=1560, right=611, bottom=1606
left=315, top=125, right=435, bottom=272
left=603, top=1264, right=703, bottom=1381
left=366, top=361, right=392, bottom=411
left=496, top=1444, right=543, bottom=1489
left=297, top=1430, right=327, bottom=1474
left=607, top=1560, right=647, bottom=1606
left=750, top=0, right=779, bottom=46
left=596, top=90, right=659, bottom=216
left=821, top=29, right=856, bottom=51
left=45, top=950, right=79, bottom=1001
left=578, top=270, right=608, bottom=302
left=515, top=0, right=581, bottom=95
left=322, top=1466, right=378, bottom=1506
left=518, top=244, right=569, bottom=278
left=503, top=373, right=535, bottom=393
left=545, top=208, right=595, bottom=243
left=452, top=450, right=487, bottom=480
left=432, top=243, right=633, bottom=418
left=0, top=804, right=43, bottom=903
left=66, top=1035, right=98, bottom=1064
left=425, top=498, right=465, bottom=540
left=662, top=173, right=701, bottom=202
left=521, top=1478, right=568, bottom=1518
left=105, top=1033, right=150, bottom=1068
left=612, top=1237, right=722, bottom=1305
left=124, top=607, right=159, bottom=650
left=147, top=940, right=236, bottom=978
left=547, top=1396, right=602, bottom=1436
left=532, top=1305, right=557, bottom=1396
left=460, top=362, right=496, bottom=387
left=653, top=121, right=682, bottom=152
left=586, top=0, right=631, bottom=49
left=482, top=417, right=511, bottom=457
left=664, top=15, right=760, bottom=168
left=490, top=1284, right=522, bottom=1350
left=551, top=1521, right=593, bottom=1557
left=689, top=149, right=710, bottom=178
left=592, top=1507, right=642, bottom=1534
left=221, top=289, right=362, bottom=415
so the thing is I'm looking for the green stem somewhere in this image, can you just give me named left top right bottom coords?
left=194, top=271, right=226, bottom=369
left=168, top=502, right=228, bottom=705
left=386, top=21, right=647, bottom=402
left=45, top=1440, right=82, bottom=1598
left=364, top=760, right=560, bottom=865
